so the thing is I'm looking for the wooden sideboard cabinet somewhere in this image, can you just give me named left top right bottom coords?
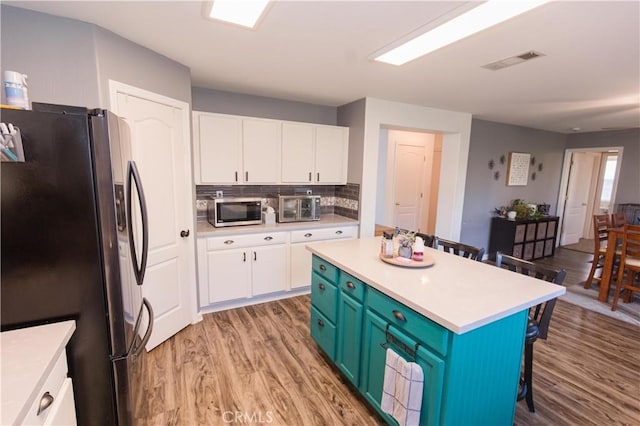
left=488, top=216, right=559, bottom=261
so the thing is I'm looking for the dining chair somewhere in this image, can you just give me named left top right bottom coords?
left=495, top=252, right=566, bottom=413
left=415, top=232, right=435, bottom=249
left=611, top=224, right=640, bottom=311
left=611, top=211, right=627, bottom=228
left=584, top=214, right=613, bottom=289
left=432, top=236, right=484, bottom=261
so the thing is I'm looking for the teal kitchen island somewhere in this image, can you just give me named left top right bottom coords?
left=306, top=237, right=565, bottom=426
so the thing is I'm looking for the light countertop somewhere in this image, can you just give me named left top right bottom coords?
left=306, top=238, right=565, bottom=334
left=197, top=214, right=359, bottom=237
left=1, top=320, right=76, bottom=425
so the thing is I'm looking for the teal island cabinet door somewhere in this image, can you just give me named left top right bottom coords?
left=336, top=291, right=363, bottom=386
left=360, top=309, right=445, bottom=426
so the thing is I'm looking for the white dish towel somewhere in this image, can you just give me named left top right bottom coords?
left=381, top=348, right=424, bottom=426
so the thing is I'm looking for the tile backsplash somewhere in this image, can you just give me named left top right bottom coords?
left=196, top=183, right=360, bottom=221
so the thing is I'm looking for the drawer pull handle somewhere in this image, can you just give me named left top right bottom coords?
left=392, top=310, right=407, bottom=322
left=37, top=392, right=54, bottom=416
left=264, top=236, right=273, bottom=241
left=305, top=233, right=313, bottom=238
left=336, top=230, right=343, bottom=235
left=317, top=319, right=325, bottom=327
left=319, top=264, right=326, bottom=271
left=224, top=240, right=234, bottom=245
left=318, top=283, right=325, bottom=291
left=346, top=281, right=356, bottom=289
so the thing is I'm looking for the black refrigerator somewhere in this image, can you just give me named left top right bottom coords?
left=1, top=103, right=154, bottom=425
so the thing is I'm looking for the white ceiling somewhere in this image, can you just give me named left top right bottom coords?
left=6, top=0, right=640, bottom=134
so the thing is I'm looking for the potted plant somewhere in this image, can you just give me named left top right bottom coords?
left=397, top=231, right=416, bottom=258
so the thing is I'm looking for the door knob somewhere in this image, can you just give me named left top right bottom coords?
left=180, top=230, right=190, bottom=238
left=395, top=202, right=400, bottom=206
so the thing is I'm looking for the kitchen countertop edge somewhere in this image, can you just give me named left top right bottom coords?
left=197, top=214, right=359, bottom=237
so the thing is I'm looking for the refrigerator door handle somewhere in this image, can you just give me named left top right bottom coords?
left=112, top=297, right=153, bottom=361
left=126, top=160, right=149, bottom=286
left=130, top=297, right=154, bottom=357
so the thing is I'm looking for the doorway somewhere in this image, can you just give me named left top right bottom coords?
left=376, top=128, right=442, bottom=234
left=557, top=147, right=623, bottom=247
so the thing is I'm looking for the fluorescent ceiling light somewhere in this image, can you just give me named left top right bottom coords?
left=209, top=0, right=270, bottom=29
left=375, top=0, right=551, bottom=66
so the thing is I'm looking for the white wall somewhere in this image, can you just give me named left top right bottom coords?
left=352, top=97, right=472, bottom=239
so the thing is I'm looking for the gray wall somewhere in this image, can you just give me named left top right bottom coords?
left=192, top=87, right=336, bottom=124
left=566, top=129, right=640, bottom=204
left=1, top=5, right=100, bottom=108
left=337, top=97, right=367, bottom=184
left=94, top=27, right=192, bottom=107
left=1, top=5, right=192, bottom=110
left=460, top=119, right=566, bottom=250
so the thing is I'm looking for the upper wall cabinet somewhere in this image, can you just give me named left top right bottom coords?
left=194, top=111, right=348, bottom=185
left=282, top=122, right=349, bottom=184
left=194, top=112, right=281, bottom=184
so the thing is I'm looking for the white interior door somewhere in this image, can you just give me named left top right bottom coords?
left=393, top=143, right=425, bottom=231
left=111, top=82, right=195, bottom=351
left=560, top=152, right=599, bottom=245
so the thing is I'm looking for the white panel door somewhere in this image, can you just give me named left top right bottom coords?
left=113, top=88, right=194, bottom=351
left=315, top=126, right=348, bottom=183
left=197, top=113, right=242, bottom=184
left=561, top=152, right=599, bottom=245
left=393, top=143, right=425, bottom=231
left=242, top=118, right=281, bottom=183
left=282, top=122, right=314, bottom=183
left=251, top=245, right=288, bottom=296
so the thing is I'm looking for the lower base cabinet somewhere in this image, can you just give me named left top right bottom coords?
left=310, top=255, right=529, bottom=426
left=336, top=291, right=363, bottom=385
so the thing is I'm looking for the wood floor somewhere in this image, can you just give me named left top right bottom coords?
left=134, top=250, right=640, bottom=425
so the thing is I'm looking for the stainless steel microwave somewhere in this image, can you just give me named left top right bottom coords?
left=277, top=195, right=321, bottom=223
left=208, top=197, right=262, bottom=227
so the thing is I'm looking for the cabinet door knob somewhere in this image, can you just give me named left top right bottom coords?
left=180, top=229, right=190, bottom=238
left=319, top=264, right=326, bottom=271
left=346, top=281, right=355, bottom=289
left=318, top=283, right=325, bottom=291
left=37, top=392, right=54, bottom=416
left=392, top=310, right=407, bottom=322
left=317, top=319, right=325, bottom=327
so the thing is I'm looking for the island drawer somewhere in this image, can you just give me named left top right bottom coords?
left=310, top=306, right=337, bottom=359
left=367, top=288, right=449, bottom=357
left=338, top=272, right=365, bottom=302
left=312, top=255, right=338, bottom=283
left=311, top=272, right=338, bottom=323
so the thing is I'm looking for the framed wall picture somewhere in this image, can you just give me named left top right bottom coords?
left=506, top=152, right=530, bottom=186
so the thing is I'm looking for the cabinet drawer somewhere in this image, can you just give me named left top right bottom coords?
left=312, top=255, right=338, bottom=283
left=311, top=272, right=338, bottom=322
left=338, top=271, right=365, bottom=303
left=367, top=288, right=449, bottom=357
left=206, top=232, right=287, bottom=251
left=290, top=226, right=355, bottom=243
left=310, top=306, right=337, bottom=360
left=22, top=351, right=69, bottom=426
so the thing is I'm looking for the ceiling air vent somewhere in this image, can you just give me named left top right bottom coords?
left=482, top=50, right=545, bottom=71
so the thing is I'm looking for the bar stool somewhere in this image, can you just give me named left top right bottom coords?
left=495, top=252, right=566, bottom=413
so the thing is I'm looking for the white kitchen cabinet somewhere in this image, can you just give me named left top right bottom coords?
left=289, top=225, right=357, bottom=289
left=194, top=112, right=243, bottom=184
left=281, top=122, right=349, bottom=184
left=193, top=112, right=281, bottom=184
left=242, top=118, right=281, bottom=183
left=198, top=232, right=289, bottom=306
left=1, top=321, right=76, bottom=426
